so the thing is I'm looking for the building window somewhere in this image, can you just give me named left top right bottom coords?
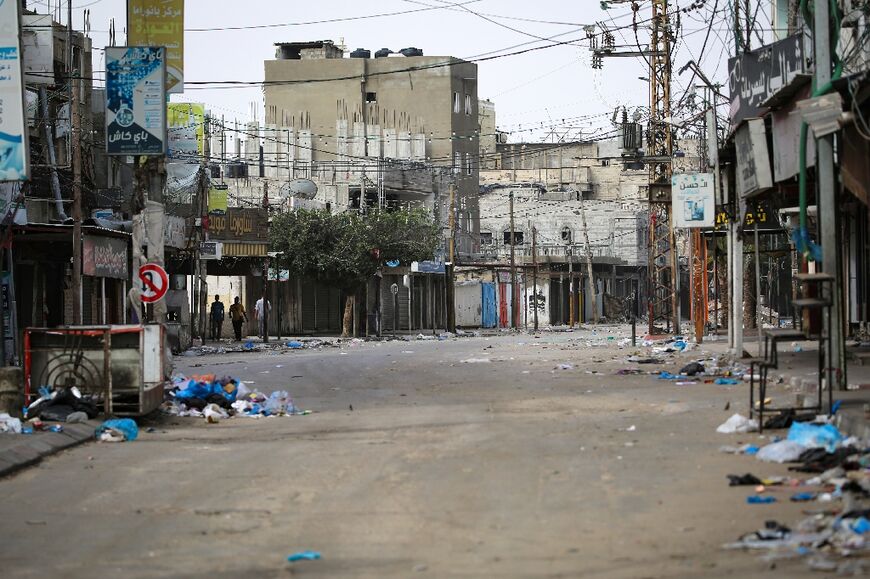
left=466, top=153, right=473, bottom=175
left=454, top=152, right=461, bottom=174
left=453, top=92, right=460, bottom=114
left=601, top=158, right=610, bottom=166
left=480, top=232, right=493, bottom=245
left=464, top=94, right=472, bottom=115
left=366, top=92, right=377, bottom=103
left=504, top=231, right=524, bottom=245
left=561, top=226, right=572, bottom=243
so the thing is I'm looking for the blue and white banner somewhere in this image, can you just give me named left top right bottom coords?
left=672, top=173, right=715, bottom=229
left=0, top=0, right=29, bottom=181
left=105, top=46, right=166, bottom=156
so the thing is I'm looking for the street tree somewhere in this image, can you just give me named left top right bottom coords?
left=270, top=208, right=440, bottom=336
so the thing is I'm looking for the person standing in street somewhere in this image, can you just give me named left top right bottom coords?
left=209, top=294, right=225, bottom=341
left=254, top=296, right=271, bottom=340
left=229, top=296, right=248, bottom=341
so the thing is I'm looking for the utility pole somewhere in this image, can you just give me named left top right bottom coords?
left=509, top=191, right=517, bottom=330
left=71, top=46, right=82, bottom=324
left=446, top=183, right=456, bottom=333
left=579, top=194, right=598, bottom=324
left=262, top=180, right=270, bottom=343
left=814, top=0, right=844, bottom=390
left=568, top=247, right=574, bottom=327
left=532, top=226, right=538, bottom=331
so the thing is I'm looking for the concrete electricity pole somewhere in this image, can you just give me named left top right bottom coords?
left=532, top=226, right=538, bottom=331
left=579, top=194, right=598, bottom=324
left=509, top=191, right=517, bottom=330
left=813, top=0, right=844, bottom=389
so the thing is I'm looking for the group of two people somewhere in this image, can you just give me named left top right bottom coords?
left=208, top=295, right=271, bottom=341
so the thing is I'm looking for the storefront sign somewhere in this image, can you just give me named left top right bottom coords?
left=167, top=102, right=204, bottom=160
left=127, top=0, right=184, bottom=93
left=735, top=118, right=773, bottom=198
left=200, top=241, right=223, bottom=260
left=412, top=260, right=446, bottom=274
left=164, top=215, right=187, bottom=249
left=672, top=173, right=715, bottom=229
left=0, top=0, right=29, bottom=180
left=105, top=46, right=166, bottom=155
left=83, top=235, right=129, bottom=279
left=209, top=208, right=268, bottom=242
left=728, top=33, right=805, bottom=127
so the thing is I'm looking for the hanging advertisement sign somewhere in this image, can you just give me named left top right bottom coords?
left=167, top=102, right=205, bottom=161
left=127, top=0, right=184, bottom=93
left=105, top=46, right=166, bottom=156
left=208, top=185, right=228, bottom=215
left=735, top=118, right=773, bottom=198
left=83, top=235, right=129, bottom=279
left=672, top=173, right=715, bottom=229
left=0, top=0, right=29, bottom=181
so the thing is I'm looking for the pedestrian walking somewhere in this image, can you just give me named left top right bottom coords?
left=254, top=296, right=271, bottom=339
left=229, top=296, right=248, bottom=341
left=209, top=294, right=225, bottom=341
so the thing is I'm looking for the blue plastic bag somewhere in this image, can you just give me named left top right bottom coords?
left=787, top=421, right=844, bottom=453
left=95, top=418, right=138, bottom=441
left=287, top=550, right=321, bottom=562
left=746, top=495, right=776, bottom=504
left=287, top=341, right=303, bottom=349
left=714, top=378, right=740, bottom=385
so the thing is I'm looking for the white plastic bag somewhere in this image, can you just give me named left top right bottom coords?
left=756, top=440, right=807, bottom=463
left=204, top=403, right=228, bottom=424
left=0, top=413, right=22, bottom=434
left=716, top=413, right=759, bottom=434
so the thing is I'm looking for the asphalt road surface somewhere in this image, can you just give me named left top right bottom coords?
left=0, top=329, right=823, bottom=577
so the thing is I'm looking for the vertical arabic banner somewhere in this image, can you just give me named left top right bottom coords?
left=0, top=0, right=29, bottom=181
left=105, top=46, right=167, bottom=155
left=672, top=173, right=715, bottom=229
left=127, top=0, right=184, bottom=94
left=167, top=102, right=204, bottom=161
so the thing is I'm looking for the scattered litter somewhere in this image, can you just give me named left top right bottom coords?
left=165, top=374, right=306, bottom=418
left=679, top=362, right=705, bottom=376
left=790, top=492, right=816, bottom=502
left=287, top=551, right=321, bottom=562
left=728, top=473, right=763, bottom=486
left=746, top=495, right=777, bottom=504
left=755, top=440, right=807, bottom=463
left=716, top=413, right=759, bottom=434
left=95, top=418, right=138, bottom=442
left=714, top=378, right=740, bottom=385
left=461, top=358, right=491, bottom=364
left=65, top=411, right=88, bottom=424
left=287, top=341, right=304, bottom=349
left=786, top=422, right=844, bottom=453
left=0, top=413, right=22, bottom=434
left=556, top=363, right=574, bottom=370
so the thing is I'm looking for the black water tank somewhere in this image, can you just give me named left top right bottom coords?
left=350, top=48, right=371, bottom=58
left=399, top=47, right=423, bottom=57
left=374, top=48, right=392, bottom=58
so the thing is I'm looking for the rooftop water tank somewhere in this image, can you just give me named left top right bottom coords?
left=374, top=48, right=392, bottom=58
left=399, top=47, right=424, bottom=57
left=350, top=48, right=371, bottom=58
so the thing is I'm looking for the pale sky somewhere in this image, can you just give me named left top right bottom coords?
left=27, top=0, right=746, bottom=142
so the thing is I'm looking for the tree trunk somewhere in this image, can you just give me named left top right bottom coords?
left=342, top=293, right=354, bottom=337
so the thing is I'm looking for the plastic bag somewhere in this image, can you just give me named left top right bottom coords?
left=0, top=413, right=22, bottom=434
left=716, top=413, right=759, bottom=434
left=786, top=422, right=844, bottom=452
left=265, top=390, right=295, bottom=415
left=204, top=403, right=228, bottom=423
left=756, top=440, right=807, bottom=463
left=95, top=418, right=138, bottom=441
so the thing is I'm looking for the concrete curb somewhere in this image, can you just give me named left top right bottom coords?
left=0, top=421, right=99, bottom=478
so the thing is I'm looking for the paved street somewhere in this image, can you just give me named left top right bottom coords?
left=0, top=330, right=831, bottom=577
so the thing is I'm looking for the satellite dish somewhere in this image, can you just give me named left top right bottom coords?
left=283, top=178, right=318, bottom=200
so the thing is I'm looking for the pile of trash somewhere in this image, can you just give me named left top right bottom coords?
left=25, top=385, right=99, bottom=422
left=719, top=417, right=870, bottom=572
left=162, top=374, right=308, bottom=421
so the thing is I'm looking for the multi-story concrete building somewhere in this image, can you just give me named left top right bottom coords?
left=260, top=40, right=480, bottom=253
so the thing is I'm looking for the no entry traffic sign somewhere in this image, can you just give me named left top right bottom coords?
left=139, top=263, right=169, bottom=303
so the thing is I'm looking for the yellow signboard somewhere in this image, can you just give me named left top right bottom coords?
left=167, top=102, right=204, bottom=159
left=127, top=0, right=184, bottom=93
left=208, top=186, right=228, bottom=215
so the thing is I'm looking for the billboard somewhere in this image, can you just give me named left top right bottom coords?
left=168, top=102, right=205, bottom=160
left=83, top=235, right=129, bottom=279
left=0, top=0, right=29, bottom=181
left=128, top=0, right=184, bottom=93
left=735, top=118, right=773, bottom=198
left=105, top=46, right=166, bottom=156
left=672, top=173, right=715, bottom=229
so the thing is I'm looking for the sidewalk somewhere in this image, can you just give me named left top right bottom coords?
left=0, top=420, right=100, bottom=478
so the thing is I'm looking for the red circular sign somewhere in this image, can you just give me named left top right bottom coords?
left=139, top=263, right=169, bottom=303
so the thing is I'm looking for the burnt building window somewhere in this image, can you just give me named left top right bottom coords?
left=366, top=92, right=377, bottom=103
left=504, top=231, right=524, bottom=245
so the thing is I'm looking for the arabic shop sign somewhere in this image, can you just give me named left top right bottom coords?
left=83, top=235, right=129, bottom=279
left=127, top=0, right=184, bottom=94
left=105, top=46, right=166, bottom=156
left=208, top=208, right=268, bottom=242
left=728, top=33, right=805, bottom=128
left=672, top=173, right=715, bottom=229
left=0, top=0, right=29, bottom=181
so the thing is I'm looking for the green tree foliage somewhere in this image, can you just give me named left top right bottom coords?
left=270, top=208, right=440, bottom=290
